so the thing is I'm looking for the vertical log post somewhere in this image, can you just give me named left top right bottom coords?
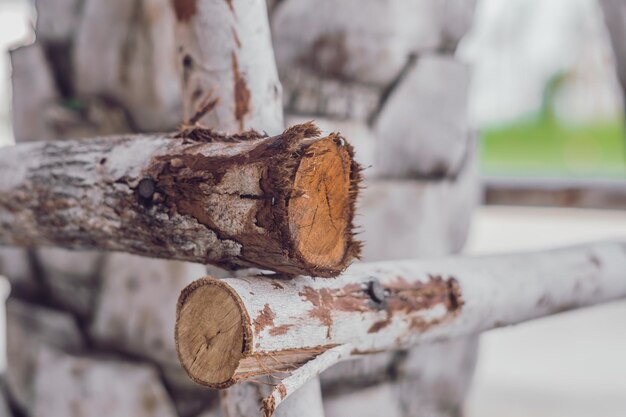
left=171, top=0, right=325, bottom=415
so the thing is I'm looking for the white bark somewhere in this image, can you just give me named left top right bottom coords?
left=173, top=0, right=283, bottom=134
left=0, top=248, right=37, bottom=295
left=90, top=253, right=205, bottom=365
left=5, top=299, right=84, bottom=414
left=74, top=0, right=182, bottom=131
left=273, top=2, right=478, bottom=414
left=374, top=55, right=471, bottom=178
left=323, top=383, right=402, bottom=417
left=35, top=0, right=82, bottom=43
left=273, top=378, right=325, bottom=417
left=10, top=44, right=60, bottom=143
left=359, top=142, right=478, bottom=261
left=273, top=0, right=422, bottom=86
left=282, top=70, right=382, bottom=122
left=33, top=347, right=178, bottom=417
left=172, top=0, right=323, bottom=415
left=176, top=240, right=626, bottom=389
left=0, top=126, right=357, bottom=276
left=37, top=248, right=104, bottom=317
left=42, top=97, right=133, bottom=139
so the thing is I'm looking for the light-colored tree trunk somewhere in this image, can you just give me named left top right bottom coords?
left=3, top=2, right=213, bottom=417
left=269, top=0, right=479, bottom=415
left=170, top=0, right=325, bottom=415
left=0, top=125, right=360, bottom=276
left=176, top=241, right=626, bottom=393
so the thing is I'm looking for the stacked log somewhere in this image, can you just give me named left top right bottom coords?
left=269, top=1, right=479, bottom=416
left=2, top=1, right=217, bottom=417
left=2, top=1, right=480, bottom=417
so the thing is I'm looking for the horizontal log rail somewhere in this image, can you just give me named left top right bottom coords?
left=175, top=241, right=626, bottom=416
left=484, top=176, right=626, bottom=210
left=0, top=123, right=361, bottom=277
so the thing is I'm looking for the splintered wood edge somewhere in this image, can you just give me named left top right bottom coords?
left=175, top=277, right=251, bottom=389
left=288, top=134, right=357, bottom=274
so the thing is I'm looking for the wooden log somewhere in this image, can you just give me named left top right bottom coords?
left=285, top=115, right=376, bottom=178
left=10, top=44, right=60, bottom=143
left=281, top=70, right=382, bottom=122
left=272, top=0, right=419, bottom=86
left=173, top=1, right=326, bottom=415
left=359, top=139, right=478, bottom=261
left=0, top=124, right=361, bottom=276
left=37, top=248, right=105, bottom=318
left=373, top=55, right=471, bottom=179
left=0, top=248, right=39, bottom=295
left=73, top=0, right=182, bottom=131
left=34, top=0, right=82, bottom=43
left=172, top=0, right=283, bottom=134
left=175, top=241, right=626, bottom=391
left=5, top=299, right=84, bottom=414
left=90, top=253, right=206, bottom=365
left=33, top=347, right=178, bottom=417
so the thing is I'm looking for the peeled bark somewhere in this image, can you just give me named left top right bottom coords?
left=172, top=0, right=283, bottom=134
left=175, top=241, right=626, bottom=390
left=0, top=124, right=360, bottom=276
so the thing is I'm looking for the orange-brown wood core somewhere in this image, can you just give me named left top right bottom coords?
left=289, top=136, right=353, bottom=269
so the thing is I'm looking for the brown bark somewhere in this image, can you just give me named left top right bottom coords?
left=0, top=123, right=360, bottom=276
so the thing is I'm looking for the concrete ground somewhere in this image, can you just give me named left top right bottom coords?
left=464, top=206, right=626, bottom=417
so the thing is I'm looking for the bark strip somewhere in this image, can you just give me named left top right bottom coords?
left=0, top=123, right=361, bottom=276
left=175, top=241, right=626, bottom=389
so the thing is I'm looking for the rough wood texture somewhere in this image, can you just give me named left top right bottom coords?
left=172, top=1, right=326, bottom=414
left=373, top=55, right=471, bottom=178
left=276, top=3, right=480, bottom=412
left=5, top=299, right=84, bottom=414
left=73, top=0, right=181, bottom=131
left=33, top=347, right=178, bottom=417
left=0, top=124, right=360, bottom=276
left=176, top=241, right=626, bottom=389
left=173, top=0, right=283, bottom=134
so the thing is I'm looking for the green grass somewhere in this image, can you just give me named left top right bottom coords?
left=480, top=117, right=626, bottom=178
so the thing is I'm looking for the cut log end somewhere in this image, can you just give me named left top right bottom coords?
left=175, top=278, right=249, bottom=388
left=289, top=134, right=355, bottom=272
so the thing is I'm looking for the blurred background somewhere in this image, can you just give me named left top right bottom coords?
left=0, top=0, right=625, bottom=416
